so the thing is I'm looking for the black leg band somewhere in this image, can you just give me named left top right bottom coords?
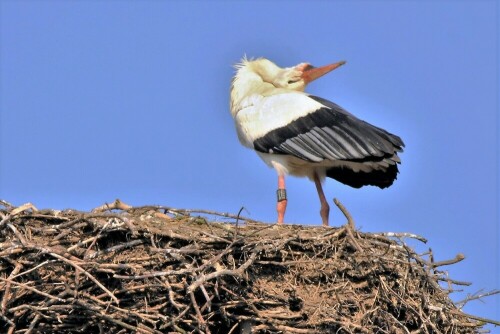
left=277, top=189, right=287, bottom=202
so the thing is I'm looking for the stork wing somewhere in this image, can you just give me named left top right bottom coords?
left=251, top=94, right=404, bottom=163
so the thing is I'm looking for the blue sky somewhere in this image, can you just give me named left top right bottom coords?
left=1, top=0, right=498, bottom=328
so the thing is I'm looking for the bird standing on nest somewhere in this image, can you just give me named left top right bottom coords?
left=229, top=57, right=404, bottom=226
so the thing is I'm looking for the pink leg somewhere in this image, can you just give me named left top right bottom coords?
left=277, top=174, right=287, bottom=224
left=313, top=172, right=330, bottom=226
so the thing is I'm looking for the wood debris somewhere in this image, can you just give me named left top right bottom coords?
left=0, top=199, right=497, bottom=333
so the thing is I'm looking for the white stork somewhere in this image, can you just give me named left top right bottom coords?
left=229, top=57, right=404, bottom=226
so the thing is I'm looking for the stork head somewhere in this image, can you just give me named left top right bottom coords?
left=230, top=57, right=345, bottom=116
left=270, top=60, right=346, bottom=91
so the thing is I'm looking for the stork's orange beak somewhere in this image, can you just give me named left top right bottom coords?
left=302, top=60, right=346, bottom=84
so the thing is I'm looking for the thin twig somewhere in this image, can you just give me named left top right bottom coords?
left=456, top=289, right=500, bottom=307
left=333, top=198, right=363, bottom=252
left=374, top=232, right=428, bottom=243
left=1, top=262, right=22, bottom=313
left=233, top=206, right=246, bottom=241
left=431, top=253, right=465, bottom=268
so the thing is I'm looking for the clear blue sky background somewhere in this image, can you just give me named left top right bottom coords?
left=1, top=0, right=498, bottom=329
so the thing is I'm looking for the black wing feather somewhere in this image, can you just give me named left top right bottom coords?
left=253, top=95, right=404, bottom=160
left=253, top=95, right=405, bottom=188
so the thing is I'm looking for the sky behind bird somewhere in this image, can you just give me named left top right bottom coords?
left=1, top=0, right=498, bottom=327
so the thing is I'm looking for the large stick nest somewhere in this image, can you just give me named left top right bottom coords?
left=0, top=199, right=493, bottom=333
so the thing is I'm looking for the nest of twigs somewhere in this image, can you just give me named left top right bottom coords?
left=0, top=199, right=495, bottom=333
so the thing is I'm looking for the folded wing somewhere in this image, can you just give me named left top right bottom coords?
left=248, top=94, right=404, bottom=188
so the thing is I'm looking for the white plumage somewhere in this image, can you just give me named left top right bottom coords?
left=230, top=57, right=404, bottom=226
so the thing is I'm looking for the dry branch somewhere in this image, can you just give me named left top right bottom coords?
left=0, top=199, right=497, bottom=333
